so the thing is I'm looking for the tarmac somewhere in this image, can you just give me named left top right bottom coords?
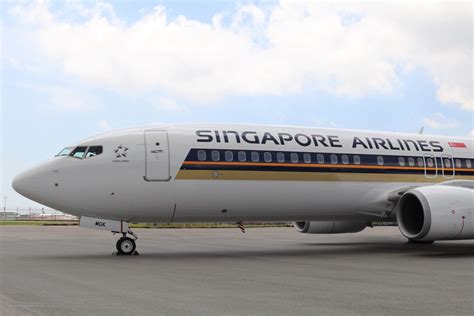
left=0, top=226, right=473, bottom=316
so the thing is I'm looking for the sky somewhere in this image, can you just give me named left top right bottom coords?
left=1, top=0, right=473, bottom=210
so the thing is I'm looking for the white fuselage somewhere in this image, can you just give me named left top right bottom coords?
left=12, top=124, right=474, bottom=223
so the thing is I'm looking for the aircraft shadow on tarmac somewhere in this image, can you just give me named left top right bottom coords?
left=27, top=241, right=474, bottom=261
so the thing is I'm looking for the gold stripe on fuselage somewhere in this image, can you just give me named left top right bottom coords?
left=181, top=161, right=473, bottom=172
left=176, top=170, right=472, bottom=182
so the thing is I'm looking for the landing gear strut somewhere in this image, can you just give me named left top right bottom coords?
left=115, top=229, right=139, bottom=256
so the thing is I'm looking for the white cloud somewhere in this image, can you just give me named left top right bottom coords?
left=157, top=96, right=186, bottom=112
left=12, top=82, right=96, bottom=112
left=48, top=87, right=95, bottom=112
left=9, top=1, right=473, bottom=109
left=98, top=119, right=112, bottom=131
left=423, top=113, right=458, bottom=129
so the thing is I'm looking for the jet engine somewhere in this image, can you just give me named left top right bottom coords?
left=397, top=185, right=473, bottom=241
left=294, top=221, right=368, bottom=234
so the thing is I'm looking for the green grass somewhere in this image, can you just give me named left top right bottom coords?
left=0, top=220, right=79, bottom=226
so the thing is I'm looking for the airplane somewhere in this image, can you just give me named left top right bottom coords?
left=12, top=124, right=474, bottom=255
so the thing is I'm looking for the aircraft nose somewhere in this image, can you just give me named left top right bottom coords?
left=12, top=163, right=56, bottom=204
left=12, top=173, right=23, bottom=194
left=12, top=160, right=70, bottom=212
left=12, top=169, right=38, bottom=198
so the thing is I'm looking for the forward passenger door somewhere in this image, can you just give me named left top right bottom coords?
left=144, top=131, right=171, bottom=181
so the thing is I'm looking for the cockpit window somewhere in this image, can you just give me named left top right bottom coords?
left=70, top=146, right=88, bottom=159
left=85, top=146, right=103, bottom=158
left=56, top=147, right=74, bottom=157
left=67, top=146, right=103, bottom=159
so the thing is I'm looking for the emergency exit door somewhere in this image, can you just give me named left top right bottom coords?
left=441, top=154, right=455, bottom=179
left=423, top=154, right=438, bottom=178
left=144, top=131, right=170, bottom=181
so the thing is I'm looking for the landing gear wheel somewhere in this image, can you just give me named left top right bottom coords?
left=116, top=237, right=136, bottom=255
left=407, top=239, right=435, bottom=244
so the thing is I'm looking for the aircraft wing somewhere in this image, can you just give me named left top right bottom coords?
left=357, top=180, right=474, bottom=220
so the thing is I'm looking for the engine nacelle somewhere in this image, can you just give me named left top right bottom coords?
left=397, top=185, right=474, bottom=241
left=294, top=221, right=368, bottom=234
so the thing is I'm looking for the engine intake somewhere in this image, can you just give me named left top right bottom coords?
left=397, top=192, right=430, bottom=239
left=397, top=185, right=473, bottom=241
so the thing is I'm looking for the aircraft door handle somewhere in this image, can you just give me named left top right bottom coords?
left=151, top=149, right=163, bottom=153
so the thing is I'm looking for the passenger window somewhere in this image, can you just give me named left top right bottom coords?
left=417, top=158, right=424, bottom=167
left=225, top=151, right=233, bottom=162
left=291, top=153, right=299, bottom=163
left=303, top=153, right=311, bottom=164
left=466, top=160, right=472, bottom=169
left=427, top=158, right=434, bottom=168
left=238, top=151, right=246, bottom=162
left=211, top=151, right=220, bottom=162
left=455, top=159, right=462, bottom=168
left=353, top=155, right=361, bottom=165
left=341, top=155, right=349, bottom=165
left=377, top=156, right=384, bottom=166
left=330, top=154, right=338, bottom=164
left=70, top=146, right=88, bottom=159
left=251, top=152, right=259, bottom=162
left=444, top=159, right=452, bottom=168
left=398, top=157, right=405, bottom=167
left=317, top=154, right=325, bottom=164
left=85, top=146, right=103, bottom=158
left=264, top=152, right=272, bottom=163
left=198, top=150, right=207, bottom=161
left=277, top=152, right=285, bottom=163
left=408, top=157, right=415, bottom=167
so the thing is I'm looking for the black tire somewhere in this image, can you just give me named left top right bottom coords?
left=116, top=237, right=136, bottom=255
left=407, top=239, right=435, bottom=245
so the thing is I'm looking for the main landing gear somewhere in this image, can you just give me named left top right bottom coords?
left=115, top=229, right=139, bottom=256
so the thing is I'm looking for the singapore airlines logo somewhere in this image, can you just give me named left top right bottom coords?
left=113, top=145, right=130, bottom=163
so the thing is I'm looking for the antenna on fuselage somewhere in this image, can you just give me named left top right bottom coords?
left=418, top=126, right=424, bottom=135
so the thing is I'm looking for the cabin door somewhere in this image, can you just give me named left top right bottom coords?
left=423, top=154, right=438, bottom=179
left=441, top=155, right=455, bottom=179
left=144, top=130, right=171, bottom=181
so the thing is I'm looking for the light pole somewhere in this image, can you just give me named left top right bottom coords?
left=3, top=196, right=6, bottom=219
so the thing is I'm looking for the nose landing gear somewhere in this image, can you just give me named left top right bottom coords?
left=115, top=229, right=139, bottom=256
